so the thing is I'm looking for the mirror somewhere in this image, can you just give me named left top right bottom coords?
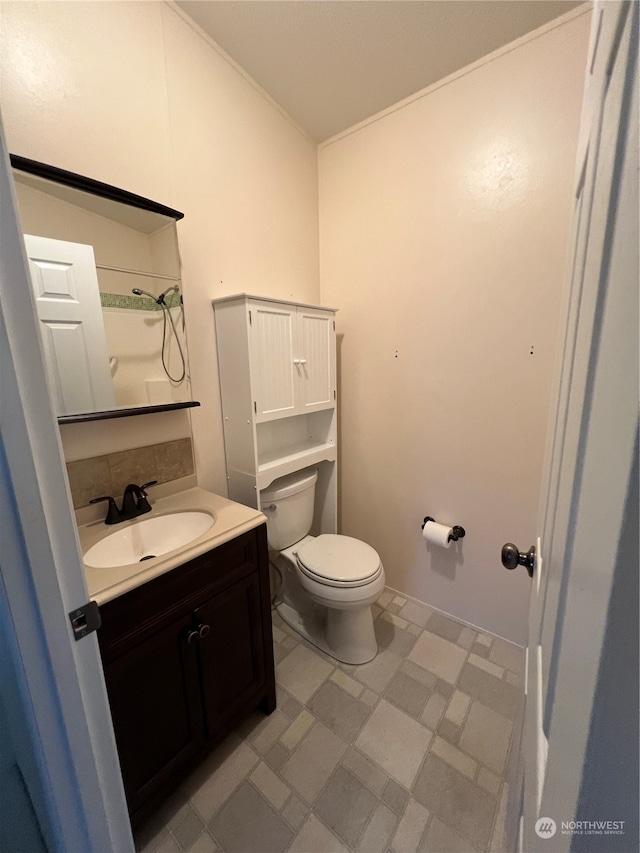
left=10, top=156, right=198, bottom=423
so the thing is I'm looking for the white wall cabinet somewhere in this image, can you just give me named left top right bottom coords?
left=249, top=300, right=335, bottom=421
left=213, top=295, right=337, bottom=534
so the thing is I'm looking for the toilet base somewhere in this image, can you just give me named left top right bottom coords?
left=276, top=600, right=378, bottom=665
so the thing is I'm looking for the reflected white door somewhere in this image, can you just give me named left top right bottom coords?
left=513, top=3, right=638, bottom=850
left=24, top=234, right=115, bottom=415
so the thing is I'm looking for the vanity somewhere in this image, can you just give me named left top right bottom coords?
left=79, top=489, right=276, bottom=825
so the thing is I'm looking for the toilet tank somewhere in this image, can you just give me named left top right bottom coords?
left=260, top=468, right=318, bottom=550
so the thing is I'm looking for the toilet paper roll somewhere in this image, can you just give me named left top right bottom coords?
left=422, top=520, right=452, bottom=548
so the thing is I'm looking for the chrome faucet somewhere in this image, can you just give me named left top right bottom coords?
left=90, top=480, right=158, bottom=525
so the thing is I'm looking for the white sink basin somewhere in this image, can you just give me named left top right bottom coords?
left=83, top=511, right=215, bottom=569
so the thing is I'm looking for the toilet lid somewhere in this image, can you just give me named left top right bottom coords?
left=296, top=534, right=381, bottom=585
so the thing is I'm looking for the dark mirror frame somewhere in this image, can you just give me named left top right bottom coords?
left=10, top=154, right=200, bottom=424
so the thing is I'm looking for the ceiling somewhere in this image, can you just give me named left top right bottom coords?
left=175, top=1, right=582, bottom=142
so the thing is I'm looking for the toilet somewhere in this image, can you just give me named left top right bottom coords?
left=261, top=468, right=385, bottom=665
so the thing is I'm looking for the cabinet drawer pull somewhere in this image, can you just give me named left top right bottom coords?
left=186, top=629, right=200, bottom=645
left=198, top=623, right=211, bottom=639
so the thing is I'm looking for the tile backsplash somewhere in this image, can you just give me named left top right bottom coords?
left=66, top=438, right=194, bottom=509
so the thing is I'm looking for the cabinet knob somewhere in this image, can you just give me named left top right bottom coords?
left=198, top=623, right=211, bottom=639
left=186, top=629, right=199, bottom=644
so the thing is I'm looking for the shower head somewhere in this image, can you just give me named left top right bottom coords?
left=131, top=287, right=155, bottom=300
left=131, top=285, right=179, bottom=304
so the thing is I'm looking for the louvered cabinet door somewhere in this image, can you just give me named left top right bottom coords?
left=297, top=308, right=335, bottom=413
left=248, top=301, right=298, bottom=421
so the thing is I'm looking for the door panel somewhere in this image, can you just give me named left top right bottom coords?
left=538, top=0, right=635, bottom=726
left=38, top=320, right=97, bottom=414
left=249, top=302, right=297, bottom=421
left=298, top=309, right=335, bottom=412
left=516, top=4, right=638, bottom=849
left=196, top=574, right=265, bottom=733
left=24, top=235, right=115, bottom=415
left=102, top=612, right=205, bottom=814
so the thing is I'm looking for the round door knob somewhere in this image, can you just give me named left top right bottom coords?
left=501, top=543, right=536, bottom=578
left=198, top=623, right=210, bottom=639
left=186, top=629, right=199, bottom=644
left=501, top=543, right=520, bottom=570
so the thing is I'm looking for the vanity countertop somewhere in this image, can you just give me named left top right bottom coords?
left=79, top=487, right=266, bottom=606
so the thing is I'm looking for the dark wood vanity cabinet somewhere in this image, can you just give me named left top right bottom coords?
left=97, top=524, right=275, bottom=823
left=195, top=572, right=266, bottom=733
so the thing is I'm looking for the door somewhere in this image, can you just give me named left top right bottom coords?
left=1, top=128, right=133, bottom=851
left=298, top=307, right=336, bottom=412
left=195, top=573, right=265, bottom=733
left=101, top=611, right=205, bottom=815
left=24, top=234, right=115, bottom=415
left=509, top=3, right=638, bottom=850
left=249, top=300, right=298, bottom=421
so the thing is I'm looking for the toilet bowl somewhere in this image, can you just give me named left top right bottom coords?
left=261, top=469, right=385, bottom=665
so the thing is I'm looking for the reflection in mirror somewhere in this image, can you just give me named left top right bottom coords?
left=11, top=158, right=196, bottom=420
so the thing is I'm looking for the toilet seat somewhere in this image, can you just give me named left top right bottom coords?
left=296, top=534, right=382, bottom=588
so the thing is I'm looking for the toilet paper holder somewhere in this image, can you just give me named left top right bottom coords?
left=421, top=517, right=466, bottom=542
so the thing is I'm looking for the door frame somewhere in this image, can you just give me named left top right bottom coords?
left=0, top=121, right=133, bottom=851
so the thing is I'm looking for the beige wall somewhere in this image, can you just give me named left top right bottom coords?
left=318, top=13, right=590, bottom=644
left=0, top=1, right=320, bottom=492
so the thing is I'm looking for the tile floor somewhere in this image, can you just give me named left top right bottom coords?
left=135, top=591, right=524, bottom=853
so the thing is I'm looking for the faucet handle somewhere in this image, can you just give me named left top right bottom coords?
left=89, top=495, right=121, bottom=525
left=137, top=480, right=158, bottom=513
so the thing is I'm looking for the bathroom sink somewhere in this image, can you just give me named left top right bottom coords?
left=83, top=511, right=215, bottom=569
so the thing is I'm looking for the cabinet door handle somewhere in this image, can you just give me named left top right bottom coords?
left=198, top=623, right=211, bottom=639
left=293, top=358, right=301, bottom=365
left=186, top=629, right=200, bottom=645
